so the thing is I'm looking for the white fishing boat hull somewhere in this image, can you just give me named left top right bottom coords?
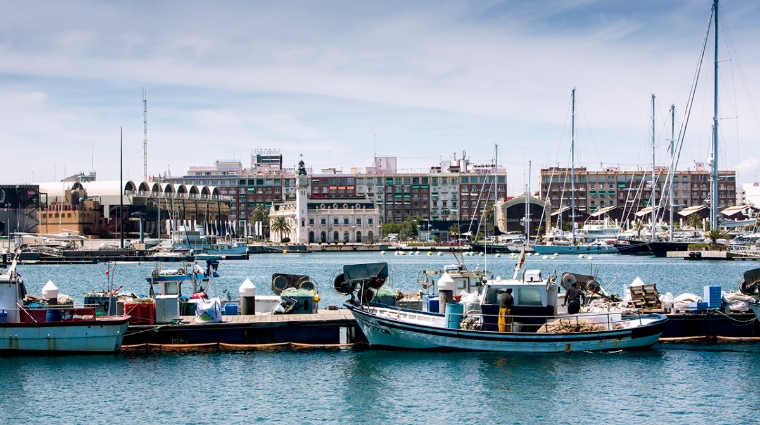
left=348, top=305, right=666, bottom=353
left=532, top=244, right=618, bottom=255
left=0, top=317, right=130, bottom=352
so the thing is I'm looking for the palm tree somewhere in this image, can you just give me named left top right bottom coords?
left=270, top=217, right=292, bottom=242
left=483, top=201, right=495, bottom=235
left=633, top=220, right=646, bottom=238
left=249, top=205, right=270, bottom=239
left=686, top=213, right=702, bottom=231
left=448, top=224, right=459, bottom=242
left=705, top=229, right=727, bottom=249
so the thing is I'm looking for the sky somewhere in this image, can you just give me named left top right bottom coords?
left=1, top=0, right=759, bottom=195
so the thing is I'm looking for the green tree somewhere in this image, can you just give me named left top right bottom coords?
left=483, top=201, right=495, bottom=235
left=382, top=222, right=402, bottom=239
left=400, top=217, right=419, bottom=240
left=249, top=205, right=270, bottom=239
left=270, top=217, right=292, bottom=242
left=633, top=220, right=646, bottom=238
left=448, top=224, right=459, bottom=238
left=705, top=229, right=727, bottom=249
left=686, top=213, right=702, bottom=231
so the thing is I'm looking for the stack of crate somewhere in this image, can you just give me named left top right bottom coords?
left=704, top=286, right=721, bottom=310
left=629, top=284, right=663, bottom=312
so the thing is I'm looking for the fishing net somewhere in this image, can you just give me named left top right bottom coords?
left=537, top=318, right=607, bottom=334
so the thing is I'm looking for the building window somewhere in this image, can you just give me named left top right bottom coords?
left=309, top=218, right=315, bottom=225
left=333, top=218, right=339, bottom=224
left=356, top=218, right=362, bottom=225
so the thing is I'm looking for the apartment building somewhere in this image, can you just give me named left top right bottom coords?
left=538, top=163, right=736, bottom=218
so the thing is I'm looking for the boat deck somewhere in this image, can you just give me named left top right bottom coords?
left=179, top=309, right=354, bottom=324
left=123, top=309, right=360, bottom=345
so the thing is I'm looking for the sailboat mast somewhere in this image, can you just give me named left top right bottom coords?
left=711, top=0, right=720, bottom=229
left=526, top=161, right=531, bottom=243
left=651, top=94, right=656, bottom=240
left=571, top=88, right=576, bottom=245
left=669, top=104, right=675, bottom=240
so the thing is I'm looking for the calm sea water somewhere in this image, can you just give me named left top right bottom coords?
left=2, top=252, right=760, bottom=424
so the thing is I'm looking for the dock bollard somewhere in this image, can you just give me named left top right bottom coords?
left=239, top=278, right=257, bottom=315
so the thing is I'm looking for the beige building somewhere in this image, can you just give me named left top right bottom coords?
left=538, top=163, right=736, bottom=220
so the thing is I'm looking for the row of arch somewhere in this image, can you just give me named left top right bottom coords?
left=67, top=181, right=223, bottom=199
left=308, top=230, right=375, bottom=243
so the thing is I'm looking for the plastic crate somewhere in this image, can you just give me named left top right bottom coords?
left=21, top=308, right=47, bottom=323
left=704, top=286, right=721, bottom=309
left=223, top=303, right=239, bottom=315
left=124, top=302, right=156, bottom=324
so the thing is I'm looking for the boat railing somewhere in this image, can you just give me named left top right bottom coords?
left=9, top=302, right=103, bottom=323
left=461, top=310, right=643, bottom=332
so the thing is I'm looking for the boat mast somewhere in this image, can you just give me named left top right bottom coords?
left=526, top=160, right=531, bottom=245
left=571, top=88, right=576, bottom=245
left=669, top=104, right=675, bottom=240
left=143, top=89, right=148, bottom=183
left=119, top=127, right=125, bottom=248
left=651, top=94, right=656, bottom=240
left=710, top=0, right=720, bottom=229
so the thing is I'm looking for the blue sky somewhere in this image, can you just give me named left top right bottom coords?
left=2, top=0, right=759, bottom=194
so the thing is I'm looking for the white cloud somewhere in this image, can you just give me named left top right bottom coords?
left=0, top=0, right=758, bottom=193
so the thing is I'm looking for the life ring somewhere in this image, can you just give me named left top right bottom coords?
left=177, top=268, right=185, bottom=275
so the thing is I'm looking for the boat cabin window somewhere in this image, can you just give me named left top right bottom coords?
left=456, top=279, right=467, bottom=290
left=518, top=287, right=544, bottom=306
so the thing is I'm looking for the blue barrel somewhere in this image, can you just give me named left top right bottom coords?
left=427, top=296, right=439, bottom=313
left=46, top=309, right=62, bottom=322
left=444, top=303, right=464, bottom=329
left=0, top=311, right=7, bottom=323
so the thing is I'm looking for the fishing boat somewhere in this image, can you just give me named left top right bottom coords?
left=146, top=259, right=220, bottom=297
left=343, top=261, right=666, bottom=353
left=0, top=257, right=129, bottom=353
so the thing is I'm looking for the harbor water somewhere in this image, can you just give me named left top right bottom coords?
left=2, top=252, right=760, bottom=423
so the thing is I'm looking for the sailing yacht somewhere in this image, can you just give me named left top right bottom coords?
left=533, top=89, right=617, bottom=255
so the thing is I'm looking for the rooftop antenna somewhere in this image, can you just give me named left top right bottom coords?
left=143, top=88, right=148, bottom=182
left=91, top=141, right=95, bottom=174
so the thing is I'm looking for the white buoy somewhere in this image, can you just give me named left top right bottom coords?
left=588, top=256, right=594, bottom=260
left=534, top=253, right=540, bottom=256
left=479, top=252, right=485, bottom=256
left=553, top=253, right=559, bottom=257
left=437, top=252, right=443, bottom=256
left=381, top=251, right=386, bottom=255
left=495, top=253, right=501, bottom=258
left=578, top=254, right=584, bottom=258
left=427, top=251, right=433, bottom=256
left=542, top=255, right=548, bottom=260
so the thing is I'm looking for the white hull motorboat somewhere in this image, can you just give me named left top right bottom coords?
left=0, top=317, right=130, bottom=352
